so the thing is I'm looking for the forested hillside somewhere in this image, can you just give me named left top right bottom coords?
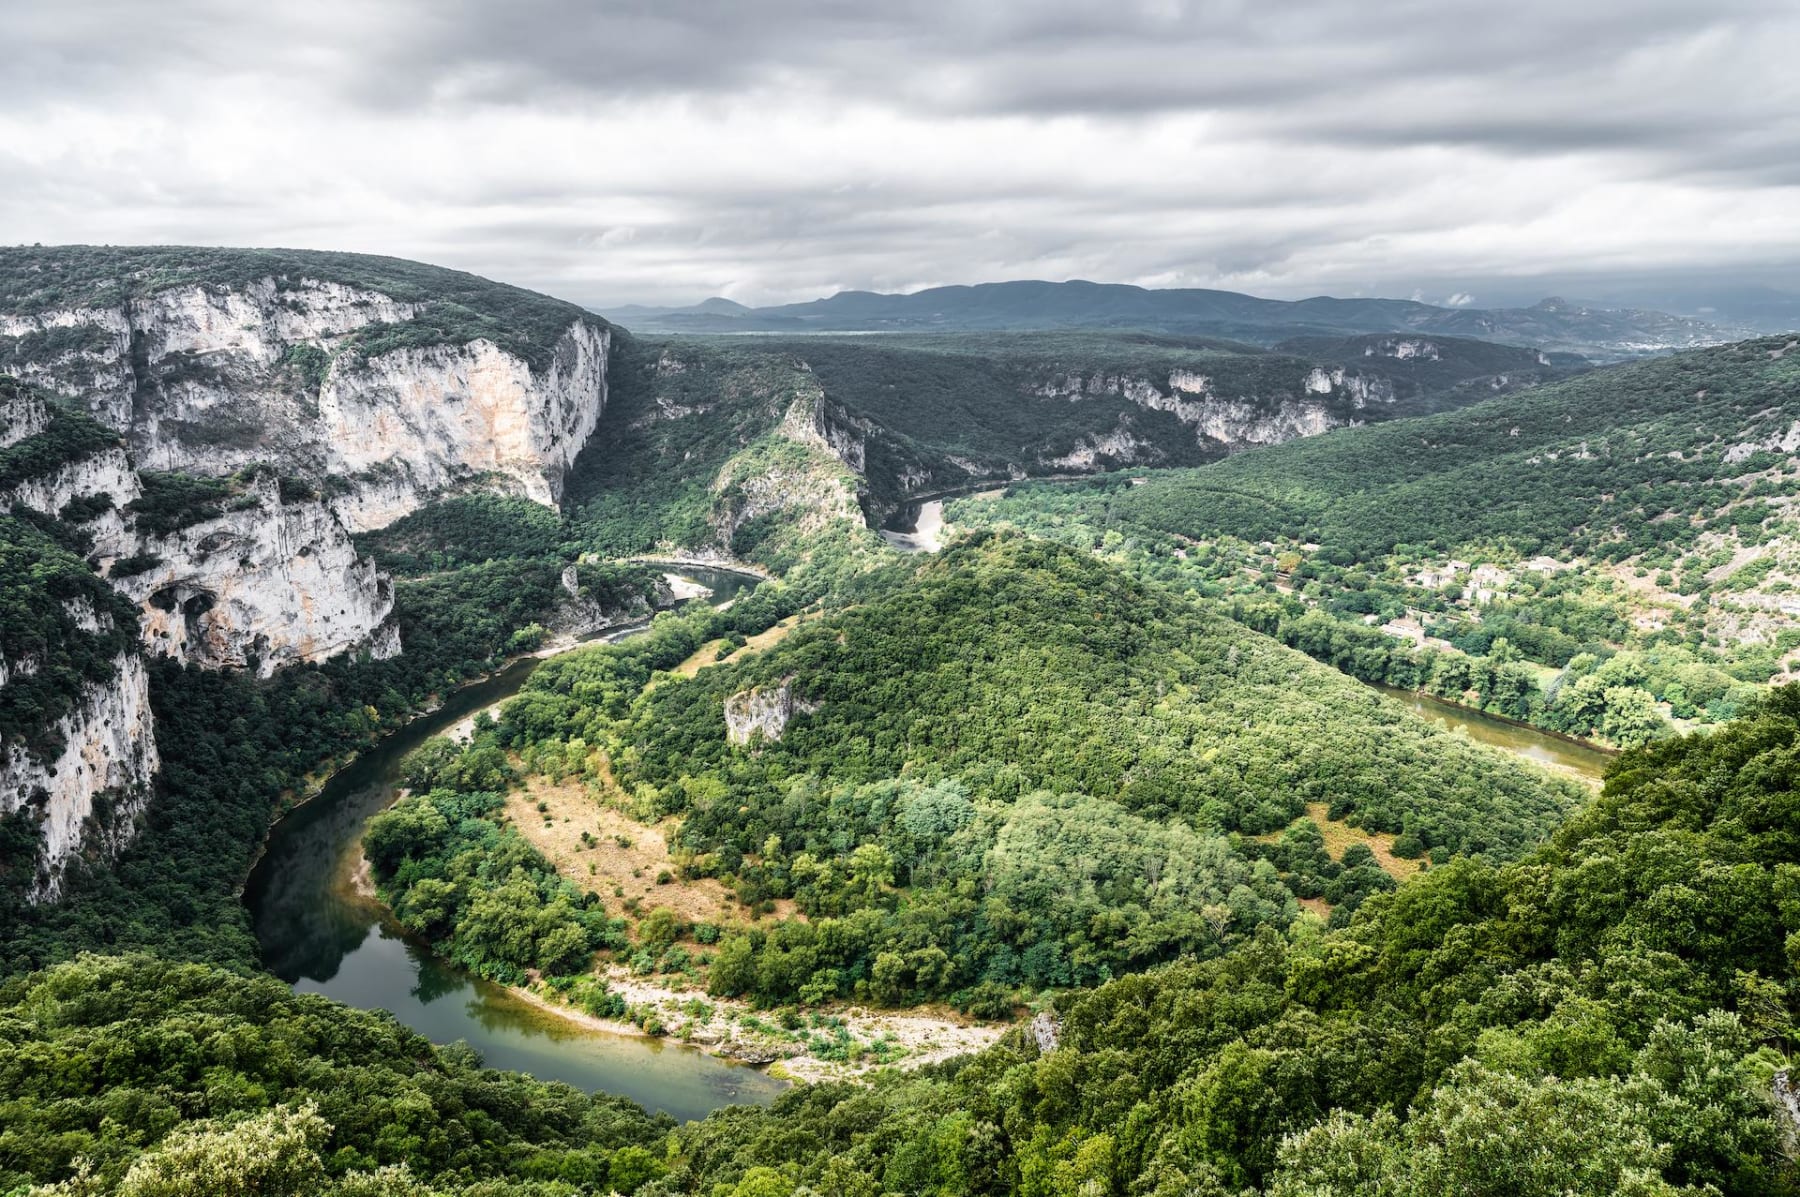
left=644, top=685, right=1800, bottom=1196
left=950, top=335, right=1800, bottom=745
left=349, top=536, right=1576, bottom=1024
left=9, top=687, right=1797, bottom=1194
left=567, top=327, right=1584, bottom=550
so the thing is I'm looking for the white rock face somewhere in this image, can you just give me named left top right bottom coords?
left=780, top=384, right=869, bottom=474
left=1031, top=363, right=1389, bottom=451
left=0, top=387, right=49, bottom=447
left=725, top=680, right=814, bottom=746
left=1364, top=338, right=1441, bottom=361
left=1045, top=422, right=1160, bottom=470
left=6, top=278, right=610, bottom=530
left=320, top=321, right=611, bottom=529
left=112, top=473, right=398, bottom=676
left=0, top=653, right=158, bottom=900
left=1723, top=420, right=1800, bottom=465
left=0, top=446, right=142, bottom=562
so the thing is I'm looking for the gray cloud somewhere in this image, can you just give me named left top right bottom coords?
left=1, top=0, right=1796, bottom=309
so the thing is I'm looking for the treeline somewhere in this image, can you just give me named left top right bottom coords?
left=11, top=684, right=1799, bottom=1194
left=466, top=536, right=1577, bottom=1008
left=647, top=686, right=1800, bottom=1196
left=0, top=954, right=675, bottom=1195
left=364, top=780, right=623, bottom=982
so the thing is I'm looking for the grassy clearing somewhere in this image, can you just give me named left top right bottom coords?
left=667, top=612, right=805, bottom=680
left=504, top=778, right=798, bottom=937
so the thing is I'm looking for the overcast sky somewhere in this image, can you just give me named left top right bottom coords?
left=4, top=0, right=1798, bottom=310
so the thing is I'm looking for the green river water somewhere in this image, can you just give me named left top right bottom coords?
left=244, top=570, right=789, bottom=1123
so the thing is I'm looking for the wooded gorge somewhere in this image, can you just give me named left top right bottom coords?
left=2, top=246, right=1798, bottom=1196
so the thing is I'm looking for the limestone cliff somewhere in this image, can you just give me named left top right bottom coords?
left=725, top=679, right=816, bottom=746
left=1, top=251, right=613, bottom=531
left=0, top=444, right=141, bottom=563
left=707, top=386, right=869, bottom=554
left=0, top=652, right=157, bottom=900
left=1033, top=363, right=1386, bottom=450
left=113, top=473, right=398, bottom=676
left=320, top=320, right=609, bottom=530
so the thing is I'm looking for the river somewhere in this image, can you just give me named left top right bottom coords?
left=244, top=568, right=790, bottom=1123
left=1373, top=684, right=1613, bottom=784
left=879, top=499, right=945, bottom=553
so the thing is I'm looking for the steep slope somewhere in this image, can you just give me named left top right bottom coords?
left=603, top=279, right=1736, bottom=359
left=455, top=536, right=1581, bottom=1011
left=565, top=330, right=1585, bottom=550
left=0, top=246, right=614, bottom=530
left=0, top=516, right=155, bottom=900
left=0, top=378, right=398, bottom=675
left=0, top=374, right=408, bottom=894
left=951, top=335, right=1800, bottom=744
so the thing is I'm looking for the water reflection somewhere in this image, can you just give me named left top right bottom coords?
left=1373, top=684, right=1613, bottom=784
left=246, top=571, right=788, bottom=1122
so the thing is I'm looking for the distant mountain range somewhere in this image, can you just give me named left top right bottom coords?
left=599, top=280, right=1758, bottom=360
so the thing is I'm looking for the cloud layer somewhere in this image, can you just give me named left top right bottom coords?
left=4, top=0, right=1798, bottom=308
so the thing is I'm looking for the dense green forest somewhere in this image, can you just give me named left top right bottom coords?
left=947, top=336, right=1800, bottom=744
left=641, top=686, right=1800, bottom=1195
left=352, top=536, right=1578, bottom=1016
left=8, top=689, right=1797, bottom=1194
left=0, top=955, right=675, bottom=1195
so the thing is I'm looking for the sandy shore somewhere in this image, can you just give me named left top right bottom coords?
left=506, top=966, right=1006, bottom=1085
left=880, top=500, right=946, bottom=553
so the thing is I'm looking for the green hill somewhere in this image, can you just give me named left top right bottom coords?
left=950, top=336, right=1800, bottom=744
left=385, top=535, right=1586, bottom=1010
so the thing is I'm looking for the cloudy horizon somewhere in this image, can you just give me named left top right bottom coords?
left=5, top=0, right=1799, bottom=315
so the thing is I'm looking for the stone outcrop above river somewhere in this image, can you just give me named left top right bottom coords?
left=725, top=679, right=815, bottom=746
left=112, top=472, right=399, bottom=675
left=0, top=248, right=614, bottom=531
left=0, top=652, right=158, bottom=901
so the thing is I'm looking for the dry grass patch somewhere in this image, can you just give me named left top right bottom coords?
left=506, top=776, right=801, bottom=934
left=668, top=612, right=806, bottom=681
left=506, top=778, right=739, bottom=929
left=1301, top=801, right=1424, bottom=881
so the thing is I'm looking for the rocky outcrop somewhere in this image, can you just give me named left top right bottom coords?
left=725, top=680, right=815, bottom=746
left=1363, top=337, right=1441, bottom=361
left=542, top=562, right=668, bottom=638
left=1043, top=421, right=1161, bottom=470
left=4, top=277, right=611, bottom=531
left=111, top=473, right=397, bottom=676
left=780, top=386, right=868, bottom=474
left=0, top=445, right=141, bottom=562
left=0, top=386, right=49, bottom=447
left=1776, top=1070, right=1800, bottom=1158
left=1029, top=1010, right=1062, bottom=1055
left=1033, top=363, right=1389, bottom=449
left=0, top=653, right=158, bottom=900
left=706, top=389, right=868, bottom=553
left=320, top=321, right=610, bottom=530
